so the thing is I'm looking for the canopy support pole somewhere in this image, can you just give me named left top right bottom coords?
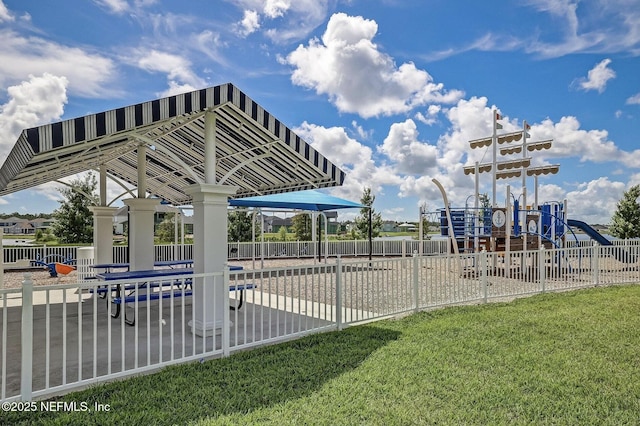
left=188, top=110, right=241, bottom=336
left=91, top=164, right=116, bottom=265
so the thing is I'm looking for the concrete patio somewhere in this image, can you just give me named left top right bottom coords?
left=0, top=287, right=335, bottom=400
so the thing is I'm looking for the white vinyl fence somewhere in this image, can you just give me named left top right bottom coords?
left=2, top=239, right=449, bottom=267
left=2, top=240, right=639, bottom=402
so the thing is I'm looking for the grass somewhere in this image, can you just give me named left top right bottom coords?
left=5, top=285, right=640, bottom=425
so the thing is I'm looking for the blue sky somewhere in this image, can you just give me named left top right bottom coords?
left=0, top=0, right=638, bottom=224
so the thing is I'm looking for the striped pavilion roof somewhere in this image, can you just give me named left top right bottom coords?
left=0, top=83, right=345, bottom=205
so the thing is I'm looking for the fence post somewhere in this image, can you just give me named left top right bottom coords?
left=336, top=256, right=342, bottom=330
left=539, top=246, right=546, bottom=293
left=592, top=242, right=600, bottom=286
left=21, top=273, right=33, bottom=401
left=481, top=249, right=488, bottom=303
left=222, top=267, right=230, bottom=357
left=0, top=229, right=3, bottom=289
left=413, top=252, right=419, bottom=312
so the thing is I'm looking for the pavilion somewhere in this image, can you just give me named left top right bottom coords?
left=0, top=83, right=345, bottom=336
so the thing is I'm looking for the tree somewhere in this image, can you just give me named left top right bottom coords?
left=156, top=213, right=179, bottom=243
left=228, top=209, right=256, bottom=242
left=292, top=213, right=312, bottom=241
left=419, top=202, right=431, bottom=238
left=478, top=193, right=491, bottom=229
left=278, top=225, right=288, bottom=241
left=51, top=173, right=98, bottom=244
left=610, top=185, right=640, bottom=239
left=354, top=187, right=383, bottom=239
left=35, top=228, right=55, bottom=243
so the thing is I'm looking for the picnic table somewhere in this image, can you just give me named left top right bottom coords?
left=90, top=260, right=195, bottom=302
left=94, top=265, right=248, bottom=325
left=91, top=259, right=194, bottom=273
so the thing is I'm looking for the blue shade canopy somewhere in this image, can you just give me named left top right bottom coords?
left=229, top=190, right=363, bottom=211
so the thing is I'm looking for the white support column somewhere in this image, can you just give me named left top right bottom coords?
left=137, top=145, right=147, bottom=199
left=90, top=165, right=116, bottom=267
left=0, top=228, right=3, bottom=288
left=506, top=185, right=511, bottom=261
left=522, top=187, right=528, bottom=254
left=474, top=161, right=480, bottom=252
left=534, top=175, right=539, bottom=210
left=311, top=211, right=317, bottom=263
left=123, top=198, right=160, bottom=271
left=90, top=206, right=118, bottom=266
left=418, top=206, right=423, bottom=256
left=492, top=110, right=498, bottom=206
left=522, top=121, right=529, bottom=205
left=204, top=111, right=217, bottom=184
left=174, top=210, right=179, bottom=260
left=99, top=164, right=107, bottom=206
left=186, top=183, right=238, bottom=336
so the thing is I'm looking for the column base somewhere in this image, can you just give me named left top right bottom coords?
left=188, top=318, right=232, bottom=337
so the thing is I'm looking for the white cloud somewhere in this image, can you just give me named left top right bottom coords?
left=423, top=33, right=524, bottom=62
left=284, top=13, right=464, bottom=118
left=0, top=73, right=68, bottom=163
left=620, top=149, right=640, bottom=168
left=415, top=105, right=441, bottom=126
left=158, top=81, right=199, bottom=98
left=531, top=116, right=619, bottom=163
left=413, top=96, right=640, bottom=213
left=263, top=0, right=291, bottom=18
left=232, top=0, right=331, bottom=43
left=94, top=0, right=130, bottom=14
left=627, top=93, right=640, bottom=105
left=236, top=10, right=260, bottom=37
left=428, top=1, right=640, bottom=60
left=295, top=121, right=401, bottom=200
left=134, top=0, right=157, bottom=7
left=574, top=58, right=616, bottom=93
left=436, top=100, right=636, bottom=173
left=565, top=177, right=625, bottom=224
left=350, top=121, right=371, bottom=140
left=191, top=30, right=228, bottom=66
left=95, top=0, right=156, bottom=14
left=378, top=119, right=439, bottom=175
left=437, top=97, right=498, bottom=168
left=397, top=168, right=473, bottom=207
left=0, top=30, right=118, bottom=98
left=526, top=1, right=640, bottom=57
left=135, top=49, right=207, bottom=94
left=398, top=175, right=444, bottom=201
left=147, top=11, right=196, bottom=35
left=0, top=0, right=14, bottom=22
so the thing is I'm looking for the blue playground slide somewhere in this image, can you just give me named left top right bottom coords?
left=567, top=219, right=611, bottom=246
left=567, top=219, right=634, bottom=263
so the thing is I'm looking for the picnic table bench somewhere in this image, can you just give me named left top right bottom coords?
left=94, top=265, right=250, bottom=325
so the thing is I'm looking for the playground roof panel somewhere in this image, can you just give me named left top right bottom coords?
left=0, top=83, right=346, bottom=205
left=228, top=189, right=363, bottom=211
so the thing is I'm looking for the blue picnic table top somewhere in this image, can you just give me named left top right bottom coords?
left=91, top=259, right=195, bottom=271
left=95, top=264, right=242, bottom=281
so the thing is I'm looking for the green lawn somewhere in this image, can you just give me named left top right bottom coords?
left=5, top=285, right=640, bottom=425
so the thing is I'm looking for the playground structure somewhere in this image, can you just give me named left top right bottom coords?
left=429, top=110, right=629, bottom=274
left=30, top=255, right=76, bottom=278
left=434, top=196, right=572, bottom=253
